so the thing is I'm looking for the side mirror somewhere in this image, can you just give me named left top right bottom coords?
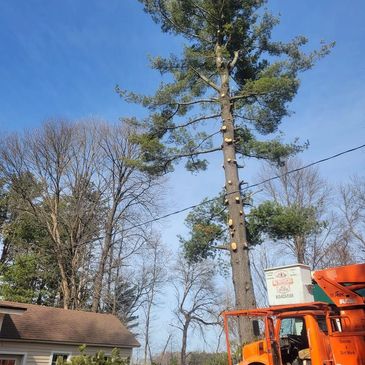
left=253, top=320, right=260, bottom=337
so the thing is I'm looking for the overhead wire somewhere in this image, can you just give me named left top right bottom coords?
left=242, top=143, right=365, bottom=189
left=125, top=143, right=365, bottom=231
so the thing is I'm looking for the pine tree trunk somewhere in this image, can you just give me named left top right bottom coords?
left=217, top=50, right=256, bottom=344
left=295, top=235, right=306, bottom=264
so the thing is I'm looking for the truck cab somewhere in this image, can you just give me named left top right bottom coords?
left=224, top=304, right=332, bottom=365
left=222, top=263, right=365, bottom=365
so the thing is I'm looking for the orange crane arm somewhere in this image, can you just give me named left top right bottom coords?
left=313, top=263, right=365, bottom=308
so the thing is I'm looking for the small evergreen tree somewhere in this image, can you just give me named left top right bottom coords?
left=248, top=201, right=325, bottom=263
left=104, top=278, right=140, bottom=330
left=0, top=190, right=60, bottom=305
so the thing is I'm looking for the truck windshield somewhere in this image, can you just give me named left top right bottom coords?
left=280, top=317, right=304, bottom=337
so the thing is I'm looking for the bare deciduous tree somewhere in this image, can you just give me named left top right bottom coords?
left=140, top=236, right=168, bottom=365
left=172, top=255, right=221, bottom=365
left=339, top=176, right=365, bottom=260
left=102, top=229, right=167, bottom=332
left=0, top=122, right=102, bottom=308
left=91, top=122, right=162, bottom=312
left=0, top=120, right=163, bottom=311
left=249, top=160, right=358, bottom=300
left=250, top=242, right=279, bottom=307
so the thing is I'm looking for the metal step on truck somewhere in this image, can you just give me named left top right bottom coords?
left=222, top=263, right=365, bottom=365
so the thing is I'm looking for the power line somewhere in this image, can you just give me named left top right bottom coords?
left=126, top=143, right=365, bottom=230
left=244, top=143, right=365, bottom=189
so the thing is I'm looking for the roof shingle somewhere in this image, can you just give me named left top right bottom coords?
left=0, top=301, right=140, bottom=348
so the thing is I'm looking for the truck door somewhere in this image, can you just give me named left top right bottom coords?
left=278, top=317, right=310, bottom=364
left=265, top=317, right=281, bottom=365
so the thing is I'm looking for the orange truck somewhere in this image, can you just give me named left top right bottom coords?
left=222, top=263, right=365, bottom=365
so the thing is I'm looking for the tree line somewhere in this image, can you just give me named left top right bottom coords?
left=0, top=120, right=223, bottom=365
left=0, top=121, right=163, bottom=313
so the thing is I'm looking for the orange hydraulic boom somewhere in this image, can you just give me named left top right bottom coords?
left=223, top=263, right=365, bottom=365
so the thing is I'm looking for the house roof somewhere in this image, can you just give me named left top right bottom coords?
left=0, top=301, right=140, bottom=348
left=0, top=303, right=27, bottom=315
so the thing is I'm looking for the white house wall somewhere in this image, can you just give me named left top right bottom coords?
left=0, top=341, right=132, bottom=365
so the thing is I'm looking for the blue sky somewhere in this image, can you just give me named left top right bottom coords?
left=1, top=0, right=364, bottom=186
left=1, top=0, right=364, bottom=353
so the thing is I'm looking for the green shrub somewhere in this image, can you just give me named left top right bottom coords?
left=56, top=346, right=130, bottom=365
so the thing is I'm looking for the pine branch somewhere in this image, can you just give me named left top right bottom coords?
left=193, top=131, right=220, bottom=151
left=190, top=66, right=220, bottom=92
left=156, top=146, right=221, bottom=174
left=233, top=112, right=258, bottom=122
left=168, top=147, right=222, bottom=161
left=229, top=50, right=240, bottom=70
left=165, top=114, right=220, bottom=131
left=230, top=91, right=267, bottom=102
left=191, top=3, right=219, bottom=23
left=157, top=0, right=212, bottom=44
left=163, top=105, right=181, bottom=123
left=170, top=98, right=219, bottom=107
left=211, top=244, right=230, bottom=251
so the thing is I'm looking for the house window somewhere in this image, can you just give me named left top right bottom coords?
left=0, top=354, right=24, bottom=365
left=51, top=353, right=70, bottom=365
left=0, top=360, right=16, bottom=365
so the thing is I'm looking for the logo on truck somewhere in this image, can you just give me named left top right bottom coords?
left=272, top=271, right=294, bottom=296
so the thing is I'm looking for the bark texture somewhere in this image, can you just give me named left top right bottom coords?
left=217, top=45, right=255, bottom=343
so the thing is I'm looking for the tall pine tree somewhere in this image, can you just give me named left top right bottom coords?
left=118, top=0, right=333, bottom=342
